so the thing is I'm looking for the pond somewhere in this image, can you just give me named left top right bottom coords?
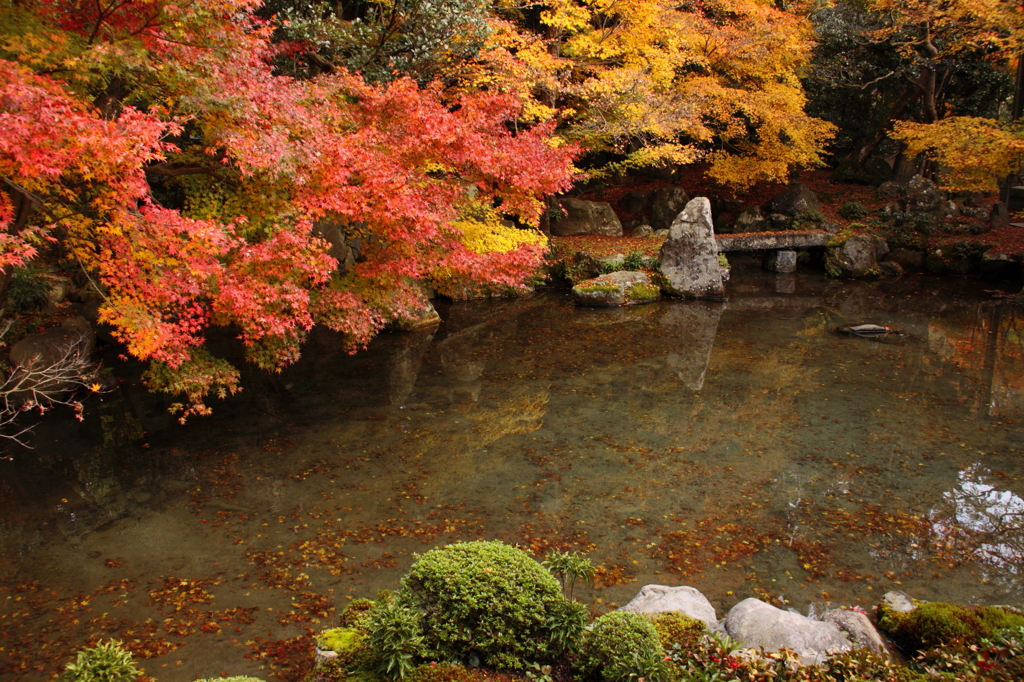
left=2, top=259, right=1024, bottom=681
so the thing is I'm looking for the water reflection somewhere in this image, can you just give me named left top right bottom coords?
left=2, top=265, right=1024, bottom=682
left=933, top=463, right=1024, bottom=575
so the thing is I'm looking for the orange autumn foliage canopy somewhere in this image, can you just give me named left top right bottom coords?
left=0, top=0, right=577, bottom=419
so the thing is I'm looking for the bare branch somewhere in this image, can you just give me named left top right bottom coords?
left=0, top=331, right=110, bottom=451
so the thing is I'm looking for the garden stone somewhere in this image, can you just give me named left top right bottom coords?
left=733, top=206, right=767, bottom=232
left=764, top=250, right=797, bottom=273
left=572, top=271, right=659, bottom=307
left=886, top=248, right=925, bottom=271
left=653, top=229, right=669, bottom=237
left=765, top=182, right=821, bottom=217
left=881, top=590, right=917, bottom=614
left=879, top=261, right=903, bottom=278
left=878, top=181, right=901, bottom=199
left=550, top=198, right=623, bottom=236
left=658, top=197, right=725, bottom=300
left=618, top=585, right=718, bottom=629
left=960, top=205, right=989, bottom=221
left=825, top=235, right=888, bottom=278
left=313, top=220, right=357, bottom=275
left=903, top=175, right=944, bottom=212
left=991, top=201, right=1010, bottom=229
left=390, top=289, right=442, bottom=331
left=980, top=250, right=1016, bottom=277
left=823, top=609, right=887, bottom=653
left=11, top=319, right=95, bottom=368
left=767, top=212, right=792, bottom=231
left=621, top=191, right=650, bottom=215
left=649, top=186, right=691, bottom=231
left=723, top=598, right=851, bottom=665
left=44, top=279, right=70, bottom=311
left=631, top=224, right=654, bottom=237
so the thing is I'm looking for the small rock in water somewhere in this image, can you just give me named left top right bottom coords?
left=836, top=324, right=898, bottom=337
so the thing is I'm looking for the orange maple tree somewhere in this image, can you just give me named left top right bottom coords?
left=0, top=0, right=577, bottom=419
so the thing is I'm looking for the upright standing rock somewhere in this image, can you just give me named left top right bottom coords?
left=659, top=197, right=725, bottom=300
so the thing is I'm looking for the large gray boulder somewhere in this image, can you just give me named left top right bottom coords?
left=550, top=198, right=623, bottom=236
left=649, top=186, right=691, bottom=231
left=903, top=174, right=944, bottom=212
left=10, top=317, right=95, bottom=368
left=8, top=317, right=97, bottom=403
left=572, top=271, right=659, bottom=307
left=879, top=175, right=945, bottom=213
left=825, top=235, right=889, bottom=278
left=823, top=609, right=888, bottom=653
left=734, top=206, right=768, bottom=233
left=723, top=598, right=851, bottom=665
left=618, top=585, right=718, bottom=629
left=658, top=197, right=725, bottom=300
left=766, top=182, right=821, bottom=217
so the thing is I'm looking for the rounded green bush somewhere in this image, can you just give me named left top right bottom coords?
left=396, top=541, right=569, bottom=670
left=576, top=611, right=664, bottom=682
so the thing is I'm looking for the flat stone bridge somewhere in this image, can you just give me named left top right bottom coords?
left=715, top=230, right=831, bottom=252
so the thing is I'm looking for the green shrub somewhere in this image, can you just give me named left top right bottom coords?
left=839, top=201, right=870, bottom=220
left=623, top=251, right=648, bottom=270
left=8, top=267, right=52, bottom=312
left=576, top=611, right=665, bottom=682
left=60, top=640, right=140, bottom=682
left=544, top=551, right=595, bottom=601
left=396, top=541, right=572, bottom=670
left=369, top=597, right=426, bottom=680
left=340, top=598, right=376, bottom=631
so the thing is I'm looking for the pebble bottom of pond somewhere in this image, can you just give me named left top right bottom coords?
left=2, top=261, right=1024, bottom=682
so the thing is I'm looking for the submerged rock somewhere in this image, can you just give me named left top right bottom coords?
left=572, top=271, right=660, bottom=307
left=658, top=197, right=725, bottom=300
left=723, top=598, right=851, bottom=665
left=618, top=585, right=718, bottom=629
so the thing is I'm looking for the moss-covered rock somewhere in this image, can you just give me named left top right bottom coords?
left=879, top=600, right=1024, bottom=653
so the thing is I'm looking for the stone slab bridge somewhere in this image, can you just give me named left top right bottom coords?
left=714, top=230, right=831, bottom=273
left=714, top=230, right=831, bottom=252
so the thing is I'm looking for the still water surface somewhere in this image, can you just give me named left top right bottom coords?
left=2, top=261, right=1024, bottom=680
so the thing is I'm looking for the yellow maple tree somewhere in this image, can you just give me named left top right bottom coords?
left=449, top=0, right=835, bottom=189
